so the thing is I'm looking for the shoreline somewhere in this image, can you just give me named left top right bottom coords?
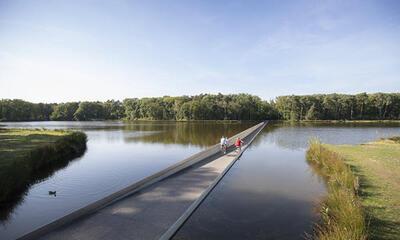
left=306, top=137, right=400, bottom=239
left=306, top=140, right=367, bottom=239
left=1, top=119, right=400, bottom=123
left=0, top=129, right=87, bottom=220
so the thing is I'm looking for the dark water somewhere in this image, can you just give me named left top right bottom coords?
left=0, top=121, right=253, bottom=240
left=173, top=122, right=400, bottom=240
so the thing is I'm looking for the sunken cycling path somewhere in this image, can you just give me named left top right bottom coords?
left=20, top=121, right=267, bottom=240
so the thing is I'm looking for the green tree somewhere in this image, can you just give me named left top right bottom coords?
left=51, top=102, right=79, bottom=121
left=104, top=100, right=125, bottom=119
left=178, top=102, right=192, bottom=120
left=305, top=104, right=318, bottom=120
left=74, top=102, right=105, bottom=120
left=2, top=93, right=400, bottom=122
left=123, top=98, right=141, bottom=120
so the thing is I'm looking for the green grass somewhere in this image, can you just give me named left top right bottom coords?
left=0, top=128, right=87, bottom=220
left=0, top=129, right=67, bottom=163
left=325, top=138, right=400, bottom=240
left=306, top=139, right=367, bottom=240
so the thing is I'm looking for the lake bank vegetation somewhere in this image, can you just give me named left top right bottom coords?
left=307, top=137, right=400, bottom=240
left=306, top=139, right=367, bottom=240
left=324, top=138, right=400, bottom=240
left=1, top=92, right=399, bottom=121
left=0, top=129, right=87, bottom=220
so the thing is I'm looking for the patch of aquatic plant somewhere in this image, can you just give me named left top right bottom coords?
left=306, top=139, right=367, bottom=240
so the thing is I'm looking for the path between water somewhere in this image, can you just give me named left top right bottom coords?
left=20, top=122, right=266, bottom=240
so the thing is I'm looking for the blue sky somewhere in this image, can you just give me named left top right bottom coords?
left=0, top=0, right=399, bottom=102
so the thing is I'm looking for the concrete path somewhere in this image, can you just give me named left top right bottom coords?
left=41, top=151, right=241, bottom=240
left=22, top=122, right=266, bottom=240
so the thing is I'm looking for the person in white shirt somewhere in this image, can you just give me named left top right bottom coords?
left=224, top=137, right=228, bottom=149
left=220, top=136, right=227, bottom=154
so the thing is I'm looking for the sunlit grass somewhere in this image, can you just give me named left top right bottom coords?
left=306, top=139, right=367, bottom=240
left=325, top=138, right=400, bottom=240
left=0, top=128, right=87, bottom=208
left=307, top=137, right=400, bottom=240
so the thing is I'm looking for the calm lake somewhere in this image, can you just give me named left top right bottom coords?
left=1, top=121, right=400, bottom=239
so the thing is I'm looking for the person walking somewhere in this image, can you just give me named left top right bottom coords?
left=235, top=137, right=244, bottom=153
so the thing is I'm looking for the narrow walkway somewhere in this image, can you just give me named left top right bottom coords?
left=24, top=122, right=266, bottom=240
left=42, top=151, right=242, bottom=240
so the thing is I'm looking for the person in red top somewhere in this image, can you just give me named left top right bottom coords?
left=235, top=137, right=244, bottom=153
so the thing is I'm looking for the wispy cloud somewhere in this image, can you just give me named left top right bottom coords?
left=0, top=0, right=399, bottom=102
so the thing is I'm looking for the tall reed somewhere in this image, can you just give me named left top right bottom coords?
left=306, top=139, right=367, bottom=240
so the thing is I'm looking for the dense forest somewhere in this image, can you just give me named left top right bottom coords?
left=275, top=93, right=400, bottom=120
left=0, top=93, right=399, bottom=121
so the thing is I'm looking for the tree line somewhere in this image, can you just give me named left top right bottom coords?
left=0, top=93, right=399, bottom=121
left=275, top=93, right=400, bottom=120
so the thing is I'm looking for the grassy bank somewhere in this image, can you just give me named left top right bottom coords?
left=307, top=137, right=400, bottom=240
left=306, top=140, right=367, bottom=240
left=0, top=129, right=87, bottom=213
left=325, top=138, right=400, bottom=240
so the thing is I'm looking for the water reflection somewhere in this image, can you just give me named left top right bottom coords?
left=252, top=122, right=400, bottom=150
left=173, top=122, right=400, bottom=240
left=0, top=121, right=252, bottom=240
left=3, top=121, right=255, bottom=147
left=0, top=152, right=86, bottom=222
left=124, top=122, right=254, bottom=146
